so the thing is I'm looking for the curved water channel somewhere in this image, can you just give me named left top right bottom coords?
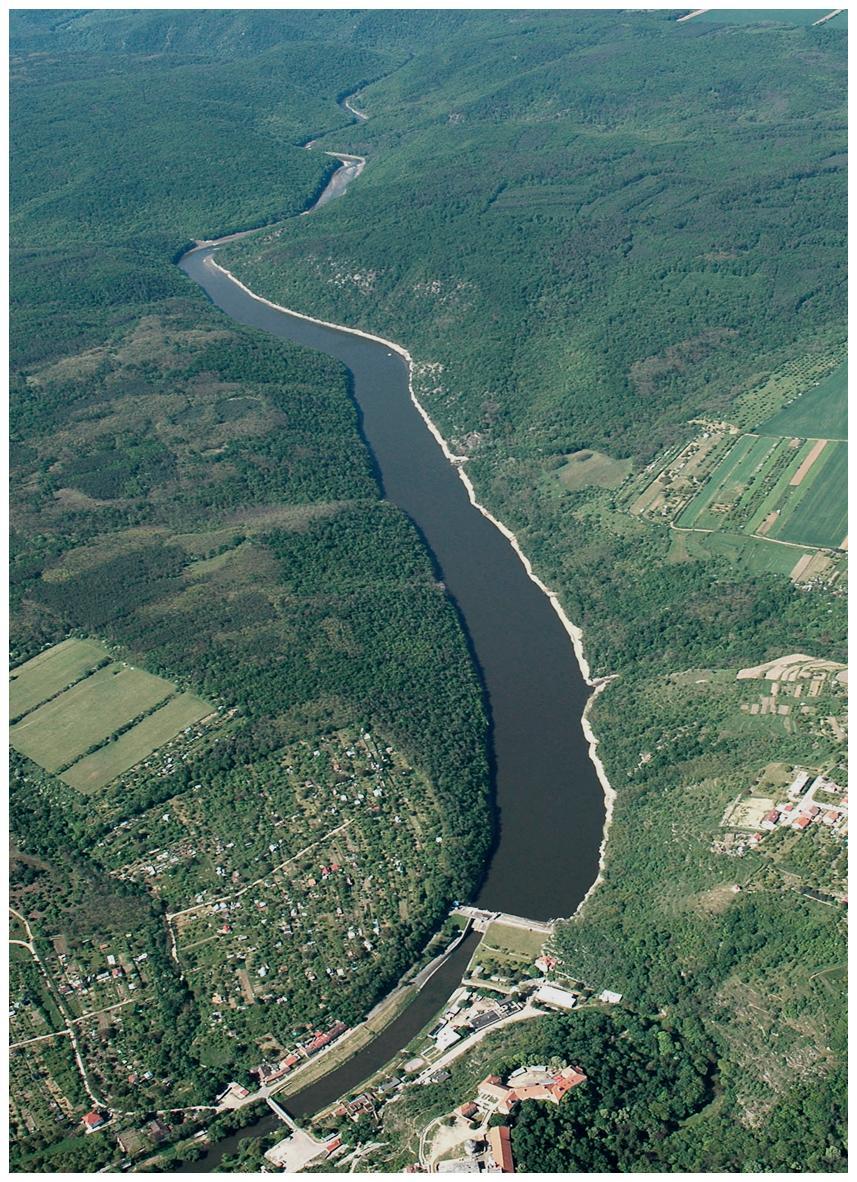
left=175, top=119, right=606, bottom=1166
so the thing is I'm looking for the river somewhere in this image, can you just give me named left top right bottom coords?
left=175, top=145, right=605, bottom=1164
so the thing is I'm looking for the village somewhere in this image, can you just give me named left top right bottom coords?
left=719, top=764, right=848, bottom=853
left=87, top=727, right=461, bottom=1084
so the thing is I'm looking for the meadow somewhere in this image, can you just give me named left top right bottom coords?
left=10, top=663, right=174, bottom=772
left=61, top=691, right=214, bottom=793
left=756, top=360, right=847, bottom=440
left=9, top=636, right=109, bottom=720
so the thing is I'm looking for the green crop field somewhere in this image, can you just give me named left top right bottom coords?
left=756, top=360, right=847, bottom=439
left=9, top=637, right=110, bottom=721
left=676, top=435, right=778, bottom=529
left=10, top=664, right=174, bottom=772
left=770, top=440, right=848, bottom=549
left=62, top=692, right=213, bottom=793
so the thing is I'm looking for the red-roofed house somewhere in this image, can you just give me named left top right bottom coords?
left=83, top=1111, right=106, bottom=1132
left=488, top=1125, right=515, bottom=1173
left=549, top=1066, right=587, bottom=1101
left=791, top=815, right=812, bottom=831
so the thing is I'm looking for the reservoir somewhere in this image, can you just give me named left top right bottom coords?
left=178, top=248, right=605, bottom=920
left=176, top=150, right=606, bottom=1160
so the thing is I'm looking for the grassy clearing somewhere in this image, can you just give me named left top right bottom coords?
left=756, top=360, right=847, bottom=439
left=558, top=449, right=632, bottom=492
left=772, top=440, right=847, bottom=549
left=677, top=530, right=811, bottom=577
left=483, top=921, right=546, bottom=960
left=10, top=664, right=174, bottom=772
left=9, top=638, right=110, bottom=720
left=61, top=692, right=213, bottom=792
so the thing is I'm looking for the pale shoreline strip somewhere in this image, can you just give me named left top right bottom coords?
left=200, top=252, right=617, bottom=919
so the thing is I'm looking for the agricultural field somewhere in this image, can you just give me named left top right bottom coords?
left=675, top=434, right=782, bottom=531
left=9, top=637, right=110, bottom=721
left=632, top=423, right=847, bottom=560
left=768, top=440, right=847, bottom=549
left=62, top=692, right=213, bottom=793
left=756, top=360, right=847, bottom=440
left=9, top=638, right=215, bottom=788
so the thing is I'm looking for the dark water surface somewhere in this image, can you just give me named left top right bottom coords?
left=180, top=246, right=605, bottom=919
left=175, top=169, right=605, bottom=1160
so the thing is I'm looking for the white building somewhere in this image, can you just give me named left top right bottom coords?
left=534, top=984, right=578, bottom=1011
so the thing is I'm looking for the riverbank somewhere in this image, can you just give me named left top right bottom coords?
left=203, top=249, right=617, bottom=920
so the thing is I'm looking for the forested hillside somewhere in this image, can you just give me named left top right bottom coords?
left=214, top=9, right=847, bottom=1172
left=9, top=17, right=489, bottom=1171
left=9, top=8, right=846, bottom=1173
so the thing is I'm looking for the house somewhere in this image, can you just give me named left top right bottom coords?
left=534, top=954, right=558, bottom=974
left=598, top=990, right=623, bottom=1005
left=760, top=810, right=780, bottom=831
left=787, top=771, right=812, bottom=799
left=83, top=1111, right=107, bottom=1132
left=146, top=1119, right=169, bottom=1144
left=478, top=1075, right=512, bottom=1105
left=487, top=1125, right=515, bottom=1173
left=437, top=1027, right=461, bottom=1051
left=548, top=1066, right=587, bottom=1101
left=791, top=815, right=812, bottom=831
left=459, top=1101, right=479, bottom=1119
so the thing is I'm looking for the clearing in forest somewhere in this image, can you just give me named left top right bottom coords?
left=558, top=449, right=632, bottom=491
left=9, top=637, right=109, bottom=721
left=9, top=639, right=214, bottom=786
left=61, top=692, right=213, bottom=793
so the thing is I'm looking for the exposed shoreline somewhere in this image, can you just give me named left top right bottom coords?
left=201, top=251, right=617, bottom=920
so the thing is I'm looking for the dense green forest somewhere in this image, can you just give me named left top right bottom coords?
left=9, top=8, right=846, bottom=1173
left=9, top=14, right=490, bottom=1171
left=215, top=12, right=845, bottom=1169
